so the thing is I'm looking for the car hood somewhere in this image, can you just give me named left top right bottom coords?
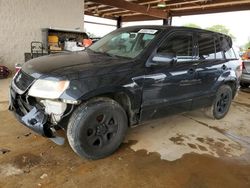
left=22, top=50, right=133, bottom=79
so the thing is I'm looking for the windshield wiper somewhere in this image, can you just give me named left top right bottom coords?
left=91, top=50, right=118, bottom=58
left=88, top=49, right=131, bottom=59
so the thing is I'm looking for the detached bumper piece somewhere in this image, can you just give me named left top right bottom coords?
left=21, top=107, right=49, bottom=136
left=9, top=87, right=65, bottom=145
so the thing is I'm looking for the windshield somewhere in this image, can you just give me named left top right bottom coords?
left=89, top=28, right=160, bottom=58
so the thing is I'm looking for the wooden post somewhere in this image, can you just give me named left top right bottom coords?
left=117, top=16, right=122, bottom=28
left=163, top=17, right=172, bottom=26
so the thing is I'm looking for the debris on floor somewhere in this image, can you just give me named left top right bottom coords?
left=0, top=148, right=10, bottom=155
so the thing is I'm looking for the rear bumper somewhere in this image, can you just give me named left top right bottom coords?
left=241, top=73, right=250, bottom=83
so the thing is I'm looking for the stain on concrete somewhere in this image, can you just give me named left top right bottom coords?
left=169, top=135, right=185, bottom=145
left=13, top=153, right=42, bottom=169
left=233, top=101, right=250, bottom=108
left=196, top=137, right=205, bottom=143
left=187, top=143, right=197, bottom=149
left=0, top=164, right=23, bottom=177
left=1, top=139, right=249, bottom=188
left=0, top=85, right=250, bottom=187
left=197, top=145, right=208, bottom=151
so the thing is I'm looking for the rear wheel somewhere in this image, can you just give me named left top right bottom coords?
left=67, top=98, right=128, bottom=160
left=213, top=85, right=232, bottom=119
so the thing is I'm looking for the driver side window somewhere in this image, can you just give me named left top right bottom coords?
left=158, top=32, right=194, bottom=62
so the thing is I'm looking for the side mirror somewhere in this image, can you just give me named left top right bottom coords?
left=150, top=53, right=175, bottom=66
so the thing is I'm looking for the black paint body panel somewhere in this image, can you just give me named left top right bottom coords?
left=13, top=26, right=240, bottom=128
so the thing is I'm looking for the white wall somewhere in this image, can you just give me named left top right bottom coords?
left=0, top=0, right=84, bottom=70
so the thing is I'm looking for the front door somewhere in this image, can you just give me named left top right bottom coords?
left=140, top=31, right=200, bottom=121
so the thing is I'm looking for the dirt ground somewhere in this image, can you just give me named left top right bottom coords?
left=0, top=83, right=250, bottom=187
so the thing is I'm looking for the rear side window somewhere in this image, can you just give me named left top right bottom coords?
left=221, top=37, right=236, bottom=59
left=197, top=33, right=223, bottom=60
left=225, top=48, right=237, bottom=59
left=198, top=34, right=215, bottom=59
left=214, top=37, right=224, bottom=59
left=158, top=32, right=193, bottom=61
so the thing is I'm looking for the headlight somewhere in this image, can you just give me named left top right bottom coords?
left=28, top=79, right=69, bottom=99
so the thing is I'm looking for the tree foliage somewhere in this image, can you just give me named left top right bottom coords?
left=183, top=23, right=201, bottom=29
left=205, top=25, right=235, bottom=40
left=243, top=38, right=250, bottom=50
left=181, top=23, right=238, bottom=43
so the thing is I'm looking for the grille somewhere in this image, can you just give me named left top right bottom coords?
left=14, top=70, right=35, bottom=92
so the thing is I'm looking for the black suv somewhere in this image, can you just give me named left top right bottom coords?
left=9, top=26, right=241, bottom=159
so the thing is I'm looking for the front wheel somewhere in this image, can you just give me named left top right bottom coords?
left=212, top=85, right=232, bottom=119
left=67, top=98, right=128, bottom=160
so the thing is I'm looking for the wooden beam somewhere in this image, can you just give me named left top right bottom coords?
left=89, top=0, right=168, bottom=19
left=85, top=0, right=247, bottom=15
left=170, top=0, right=250, bottom=11
left=132, top=0, right=208, bottom=7
left=120, top=12, right=142, bottom=17
left=86, top=4, right=114, bottom=11
left=171, top=3, right=250, bottom=16
left=85, top=0, right=250, bottom=22
left=122, top=15, right=160, bottom=22
left=85, top=0, right=203, bottom=12
left=86, top=0, right=207, bottom=17
left=103, top=10, right=130, bottom=16
left=84, top=11, right=116, bottom=20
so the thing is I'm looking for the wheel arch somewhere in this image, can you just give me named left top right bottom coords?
left=223, top=78, right=237, bottom=98
left=79, top=86, right=141, bottom=126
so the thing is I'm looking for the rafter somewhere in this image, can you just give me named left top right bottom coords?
left=122, top=14, right=160, bottom=22
left=171, top=2, right=250, bottom=16
left=89, top=0, right=168, bottom=19
left=84, top=0, right=250, bottom=22
left=170, top=0, right=250, bottom=10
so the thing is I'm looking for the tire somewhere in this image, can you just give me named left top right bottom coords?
left=240, top=82, right=250, bottom=88
left=212, top=85, right=232, bottom=119
left=67, top=97, right=128, bottom=160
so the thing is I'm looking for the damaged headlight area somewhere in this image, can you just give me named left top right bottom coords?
left=28, top=79, right=70, bottom=99
left=27, top=79, right=77, bottom=124
left=9, top=77, right=74, bottom=144
left=40, top=100, right=67, bottom=125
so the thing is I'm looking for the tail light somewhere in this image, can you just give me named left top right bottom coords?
left=242, top=61, right=246, bottom=70
left=15, top=64, right=22, bottom=73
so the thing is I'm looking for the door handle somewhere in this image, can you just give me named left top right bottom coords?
left=187, top=68, right=195, bottom=75
left=221, top=64, right=227, bottom=70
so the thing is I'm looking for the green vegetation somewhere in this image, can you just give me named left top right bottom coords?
left=205, top=25, right=235, bottom=40
left=182, top=23, right=235, bottom=41
left=183, top=23, right=201, bottom=29
left=243, top=38, right=250, bottom=50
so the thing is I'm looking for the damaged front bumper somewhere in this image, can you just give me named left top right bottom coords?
left=9, top=86, right=65, bottom=145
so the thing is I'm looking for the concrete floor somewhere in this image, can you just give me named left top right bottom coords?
left=0, top=77, right=11, bottom=111
left=0, top=78, right=250, bottom=188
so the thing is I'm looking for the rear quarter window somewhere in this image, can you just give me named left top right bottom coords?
left=197, top=33, right=223, bottom=60
left=225, top=48, right=237, bottom=59
left=221, top=37, right=236, bottom=60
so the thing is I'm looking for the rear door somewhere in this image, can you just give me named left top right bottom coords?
left=192, top=32, right=227, bottom=109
